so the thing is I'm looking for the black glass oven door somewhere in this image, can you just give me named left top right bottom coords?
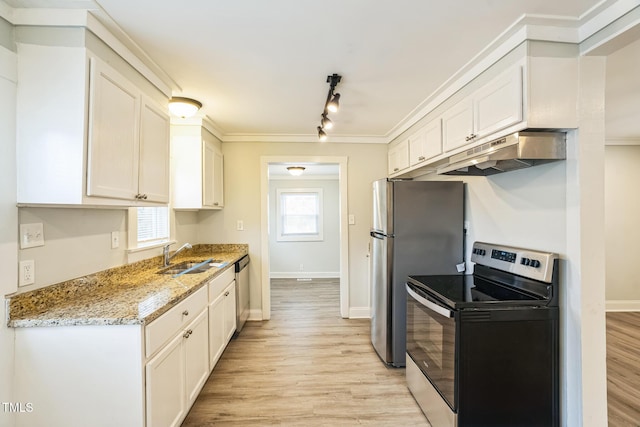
left=406, top=282, right=457, bottom=411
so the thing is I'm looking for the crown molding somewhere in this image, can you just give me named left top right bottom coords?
left=221, top=133, right=388, bottom=144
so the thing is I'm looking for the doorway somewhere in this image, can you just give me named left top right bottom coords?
left=260, top=156, right=349, bottom=320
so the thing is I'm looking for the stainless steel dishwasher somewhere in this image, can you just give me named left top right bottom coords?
left=234, top=255, right=250, bottom=336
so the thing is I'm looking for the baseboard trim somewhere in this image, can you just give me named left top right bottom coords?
left=349, top=307, right=370, bottom=319
left=247, top=309, right=263, bottom=321
left=270, top=272, right=340, bottom=279
left=606, top=300, right=640, bottom=312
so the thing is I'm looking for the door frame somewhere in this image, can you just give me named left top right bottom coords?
left=260, top=155, right=349, bottom=319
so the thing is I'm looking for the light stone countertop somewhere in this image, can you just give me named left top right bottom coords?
left=6, top=244, right=248, bottom=328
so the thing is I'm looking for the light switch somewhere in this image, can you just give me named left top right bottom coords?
left=348, top=214, right=355, bottom=225
left=237, top=220, right=244, bottom=231
left=20, top=223, right=45, bottom=249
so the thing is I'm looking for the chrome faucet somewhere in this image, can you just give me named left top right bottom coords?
left=163, top=242, right=192, bottom=267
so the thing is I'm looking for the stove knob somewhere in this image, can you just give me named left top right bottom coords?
left=531, top=260, right=541, bottom=268
left=521, top=257, right=530, bottom=266
left=481, top=249, right=486, bottom=256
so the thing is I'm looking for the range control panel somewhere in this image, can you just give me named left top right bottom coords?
left=470, top=242, right=558, bottom=283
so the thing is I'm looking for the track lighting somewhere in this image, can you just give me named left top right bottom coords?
left=321, top=113, right=333, bottom=130
left=317, top=126, right=328, bottom=142
left=316, top=73, right=342, bottom=141
left=327, top=93, right=340, bottom=113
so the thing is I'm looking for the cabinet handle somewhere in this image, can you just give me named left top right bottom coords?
left=214, top=202, right=219, bottom=206
left=182, top=310, right=189, bottom=316
left=418, top=156, right=425, bottom=161
left=393, top=167, right=399, bottom=172
left=465, top=134, right=477, bottom=141
left=142, top=194, right=148, bottom=200
left=183, top=329, right=193, bottom=339
left=224, top=291, right=230, bottom=297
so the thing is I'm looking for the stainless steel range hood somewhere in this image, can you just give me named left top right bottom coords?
left=437, top=131, right=566, bottom=176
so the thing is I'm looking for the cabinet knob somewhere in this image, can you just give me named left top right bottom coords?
left=142, top=194, right=148, bottom=200
left=182, top=310, right=189, bottom=316
left=393, top=167, right=399, bottom=172
left=214, top=202, right=219, bottom=206
left=418, top=156, right=425, bottom=161
left=224, top=291, right=230, bottom=297
left=183, top=329, right=193, bottom=339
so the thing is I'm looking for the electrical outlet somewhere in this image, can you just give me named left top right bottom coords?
left=19, top=260, right=35, bottom=286
left=111, top=231, right=119, bottom=249
left=348, top=214, right=355, bottom=225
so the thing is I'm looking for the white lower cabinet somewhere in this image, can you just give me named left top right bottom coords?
left=146, top=332, right=186, bottom=427
left=145, top=286, right=209, bottom=427
left=208, top=269, right=237, bottom=370
left=12, top=267, right=242, bottom=427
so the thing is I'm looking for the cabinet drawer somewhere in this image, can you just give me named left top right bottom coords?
left=208, top=267, right=235, bottom=303
left=145, top=285, right=207, bottom=359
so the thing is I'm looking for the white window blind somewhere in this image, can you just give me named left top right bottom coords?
left=277, top=188, right=323, bottom=241
left=137, top=207, right=169, bottom=244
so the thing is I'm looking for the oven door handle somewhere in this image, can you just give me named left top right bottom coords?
left=406, top=283, right=454, bottom=319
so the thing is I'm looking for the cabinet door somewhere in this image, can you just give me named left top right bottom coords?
left=409, top=121, right=442, bottom=167
left=146, top=333, right=185, bottom=427
left=203, top=142, right=224, bottom=208
left=473, top=66, right=523, bottom=139
left=139, top=97, right=170, bottom=203
left=223, top=282, right=237, bottom=343
left=208, top=292, right=226, bottom=369
left=184, top=309, right=209, bottom=406
left=87, top=57, right=141, bottom=200
left=442, top=98, right=474, bottom=152
left=213, top=149, right=224, bottom=207
left=388, top=139, right=409, bottom=175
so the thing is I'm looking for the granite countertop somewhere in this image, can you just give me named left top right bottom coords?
left=6, top=244, right=248, bottom=328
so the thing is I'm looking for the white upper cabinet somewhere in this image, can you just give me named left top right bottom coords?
left=388, top=139, right=410, bottom=175
left=16, top=42, right=170, bottom=206
left=409, top=120, right=442, bottom=167
left=87, top=58, right=141, bottom=201
left=443, top=66, right=522, bottom=152
left=139, top=98, right=171, bottom=203
left=172, top=123, right=224, bottom=210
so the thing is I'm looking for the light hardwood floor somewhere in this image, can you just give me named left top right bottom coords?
left=607, top=312, right=640, bottom=427
left=182, top=278, right=429, bottom=426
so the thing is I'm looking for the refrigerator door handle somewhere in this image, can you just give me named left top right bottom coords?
left=370, top=230, right=392, bottom=239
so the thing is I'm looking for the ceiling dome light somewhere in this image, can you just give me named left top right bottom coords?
left=317, top=126, right=328, bottom=142
left=326, top=93, right=340, bottom=113
left=286, top=166, right=306, bottom=176
left=321, top=114, right=333, bottom=130
left=168, top=97, right=202, bottom=118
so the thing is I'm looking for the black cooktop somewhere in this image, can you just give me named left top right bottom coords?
left=407, top=274, right=547, bottom=310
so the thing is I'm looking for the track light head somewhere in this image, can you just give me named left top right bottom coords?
left=327, top=93, right=340, bottom=113
left=321, top=113, right=333, bottom=130
left=317, top=126, right=328, bottom=142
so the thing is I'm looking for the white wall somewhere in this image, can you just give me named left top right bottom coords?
left=268, top=178, right=340, bottom=278
left=197, top=141, right=388, bottom=318
left=605, top=145, right=640, bottom=304
left=0, top=43, right=18, bottom=427
left=17, top=208, right=127, bottom=292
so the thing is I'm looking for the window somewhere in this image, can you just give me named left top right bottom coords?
left=136, top=206, right=169, bottom=246
left=276, top=188, right=323, bottom=241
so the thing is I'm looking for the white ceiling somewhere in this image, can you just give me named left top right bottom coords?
left=6, top=0, right=621, bottom=141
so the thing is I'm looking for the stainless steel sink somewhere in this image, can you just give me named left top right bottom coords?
left=157, top=259, right=223, bottom=275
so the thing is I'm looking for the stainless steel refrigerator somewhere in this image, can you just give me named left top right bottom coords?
left=370, top=179, right=464, bottom=367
